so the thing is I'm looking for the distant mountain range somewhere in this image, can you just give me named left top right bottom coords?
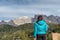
left=0, top=15, right=60, bottom=26
left=10, top=16, right=32, bottom=26
left=0, top=16, right=32, bottom=26
left=32, top=15, right=60, bottom=24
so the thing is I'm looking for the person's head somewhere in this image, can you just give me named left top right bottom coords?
left=37, top=15, right=43, bottom=21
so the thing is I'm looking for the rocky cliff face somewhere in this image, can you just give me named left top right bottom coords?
left=0, top=15, right=60, bottom=26
left=33, top=15, right=60, bottom=24
left=0, top=20, right=7, bottom=25
left=8, top=16, right=32, bottom=26
left=7, top=20, right=17, bottom=26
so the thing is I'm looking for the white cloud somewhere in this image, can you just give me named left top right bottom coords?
left=0, top=0, right=60, bottom=20
left=0, top=4, right=60, bottom=18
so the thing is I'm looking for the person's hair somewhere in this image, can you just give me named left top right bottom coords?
left=37, top=15, right=43, bottom=22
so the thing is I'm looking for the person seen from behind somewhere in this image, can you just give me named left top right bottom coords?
left=34, top=15, right=48, bottom=40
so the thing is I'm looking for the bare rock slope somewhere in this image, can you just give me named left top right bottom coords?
left=8, top=16, right=32, bottom=26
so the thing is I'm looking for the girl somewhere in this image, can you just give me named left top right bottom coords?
left=34, top=15, right=48, bottom=40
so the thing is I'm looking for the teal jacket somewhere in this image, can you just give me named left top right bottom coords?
left=34, top=20, right=48, bottom=38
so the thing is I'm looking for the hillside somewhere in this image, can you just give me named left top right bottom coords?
left=1, top=15, right=60, bottom=26
left=0, top=16, right=32, bottom=26
left=0, top=23, right=60, bottom=40
left=33, top=15, right=60, bottom=24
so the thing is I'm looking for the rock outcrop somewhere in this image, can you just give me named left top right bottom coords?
left=0, top=20, right=7, bottom=25
left=32, top=15, right=60, bottom=24
left=8, top=16, right=32, bottom=26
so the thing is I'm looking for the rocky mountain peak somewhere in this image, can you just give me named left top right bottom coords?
left=33, top=15, right=60, bottom=24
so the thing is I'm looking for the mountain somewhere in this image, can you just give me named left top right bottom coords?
left=8, top=16, right=32, bottom=26
left=0, top=20, right=8, bottom=25
left=33, top=15, right=60, bottom=24
left=1, top=15, right=60, bottom=26
left=7, top=20, right=17, bottom=26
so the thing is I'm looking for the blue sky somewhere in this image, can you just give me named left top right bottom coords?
left=0, top=0, right=60, bottom=20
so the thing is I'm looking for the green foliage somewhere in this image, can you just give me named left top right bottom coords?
left=0, top=23, right=60, bottom=40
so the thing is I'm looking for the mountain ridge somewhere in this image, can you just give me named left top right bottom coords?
left=0, top=15, right=60, bottom=26
left=33, top=15, right=60, bottom=24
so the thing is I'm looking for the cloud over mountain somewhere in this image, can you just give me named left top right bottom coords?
left=0, top=0, right=60, bottom=20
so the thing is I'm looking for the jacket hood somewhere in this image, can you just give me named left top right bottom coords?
left=37, top=20, right=45, bottom=25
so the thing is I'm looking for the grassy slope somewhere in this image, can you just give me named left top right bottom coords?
left=0, top=23, right=60, bottom=40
